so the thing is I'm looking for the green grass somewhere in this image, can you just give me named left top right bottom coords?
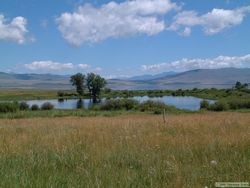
left=0, top=89, right=66, bottom=100
left=0, top=107, right=194, bottom=119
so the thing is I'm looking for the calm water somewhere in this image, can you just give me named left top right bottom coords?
left=26, top=96, right=214, bottom=111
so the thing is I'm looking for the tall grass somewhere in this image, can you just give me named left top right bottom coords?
left=0, top=112, right=249, bottom=187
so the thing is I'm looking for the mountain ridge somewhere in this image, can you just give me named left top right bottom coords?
left=0, top=68, right=250, bottom=90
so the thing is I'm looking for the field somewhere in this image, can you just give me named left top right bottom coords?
left=0, top=89, right=64, bottom=100
left=0, top=112, right=249, bottom=187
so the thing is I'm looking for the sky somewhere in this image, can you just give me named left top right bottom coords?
left=0, top=0, right=250, bottom=78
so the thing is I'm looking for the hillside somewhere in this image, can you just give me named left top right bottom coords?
left=0, top=68, right=250, bottom=90
left=0, top=72, right=72, bottom=89
left=108, top=68, right=250, bottom=90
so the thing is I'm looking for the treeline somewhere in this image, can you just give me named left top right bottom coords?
left=102, top=81, right=250, bottom=99
left=57, top=80, right=250, bottom=100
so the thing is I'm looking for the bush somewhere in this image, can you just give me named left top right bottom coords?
left=227, top=99, right=250, bottom=110
left=138, top=100, right=166, bottom=112
left=100, top=99, right=122, bottom=110
left=19, top=102, right=30, bottom=111
left=57, top=91, right=65, bottom=97
left=121, top=99, right=139, bottom=110
left=41, top=102, right=54, bottom=110
left=200, top=100, right=209, bottom=109
left=208, top=101, right=229, bottom=111
left=0, top=102, right=19, bottom=113
left=100, top=99, right=138, bottom=111
left=31, top=104, right=39, bottom=111
left=153, top=109, right=162, bottom=114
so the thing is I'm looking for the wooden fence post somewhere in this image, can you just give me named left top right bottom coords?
left=163, top=109, right=167, bottom=126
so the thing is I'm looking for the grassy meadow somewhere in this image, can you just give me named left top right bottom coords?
left=0, top=112, right=249, bottom=187
left=0, top=89, right=63, bottom=100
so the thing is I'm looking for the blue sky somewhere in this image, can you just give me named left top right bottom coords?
left=0, top=0, right=250, bottom=78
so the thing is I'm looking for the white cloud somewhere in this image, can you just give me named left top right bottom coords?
left=78, top=64, right=91, bottom=69
left=169, top=6, right=250, bottom=35
left=22, top=61, right=102, bottom=74
left=0, top=14, right=29, bottom=44
left=24, top=61, right=74, bottom=71
left=179, top=27, right=191, bottom=36
left=142, top=54, right=250, bottom=72
left=93, top=67, right=102, bottom=72
left=56, top=0, right=178, bottom=46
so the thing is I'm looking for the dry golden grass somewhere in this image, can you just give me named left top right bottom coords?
left=0, top=112, right=250, bottom=187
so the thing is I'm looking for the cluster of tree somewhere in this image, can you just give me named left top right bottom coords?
left=234, top=81, right=249, bottom=90
left=70, top=73, right=107, bottom=103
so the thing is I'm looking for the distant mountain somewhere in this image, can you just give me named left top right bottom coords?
left=0, top=72, right=72, bottom=89
left=108, top=68, right=250, bottom=90
left=0, top=68, right=250, bottom=90
left=126, top=71, right=177, bottom=81
left=152, top=68, right=250, bottom=84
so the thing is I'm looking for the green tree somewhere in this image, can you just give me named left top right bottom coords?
left=86, top=73, right=107, bottom=103
left=70, top=73, right=85, bottom=96
left=235, top=81, right=242, bottom=90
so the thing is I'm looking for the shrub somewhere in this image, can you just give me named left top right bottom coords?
left=100, top=99, right=122, bottom=110
left=121, top=99, right=139, bottom=110
left=153, top=109, right=162, bottom=114
left=19, top=102, right=30, bottom=111
left=200, top=100, right=209, bottom=109
left=138, top=100, right=166, bottom=112
left=208, top=101, right=229, bottom=111
left=57, top=91, right=65, bottom=97
left=227, top=99, right=250, bottom=110
left=0, top=102, right=19, bottom=113
left=41, top=102, right=54, bottom=110
left=100, top=99, right=138, bottom=111
left=31, top=104, right=39, bottom=111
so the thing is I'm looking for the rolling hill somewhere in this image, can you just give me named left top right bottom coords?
left=0, top=68, right=250, bottom=90
left=108, top=68, right=250, bottom=90
left=0, top=72, right=72, bottom=89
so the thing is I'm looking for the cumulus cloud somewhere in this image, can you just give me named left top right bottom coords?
left=24, top=61, right=74, bottom=71
left=22, top=61, right=102, bottom=74
left=56, top=0, right=178, bottom=46
left=93, top=67, right=103, bottom=72
left=0, top=14, right=29, bottom=44
left=169, top=6, right=250, bottom=35
left=142, top=54, right=250, bottom=72
left=78, top=64, right=91, bottom=69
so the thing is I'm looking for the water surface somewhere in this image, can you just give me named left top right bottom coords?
left=26, top=96, right=214, bottom=111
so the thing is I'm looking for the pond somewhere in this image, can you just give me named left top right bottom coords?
left=26, top=96, right=214, bottom=111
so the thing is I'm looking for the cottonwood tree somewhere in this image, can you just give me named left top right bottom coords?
left=86, top=73, right=106, bottom=103
left=70, top=73, right=85, bottom=96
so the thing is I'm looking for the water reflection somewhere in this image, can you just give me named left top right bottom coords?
left=76, top=99, right=84, bottom=109
left=58, top=98, right=64, bottom=103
